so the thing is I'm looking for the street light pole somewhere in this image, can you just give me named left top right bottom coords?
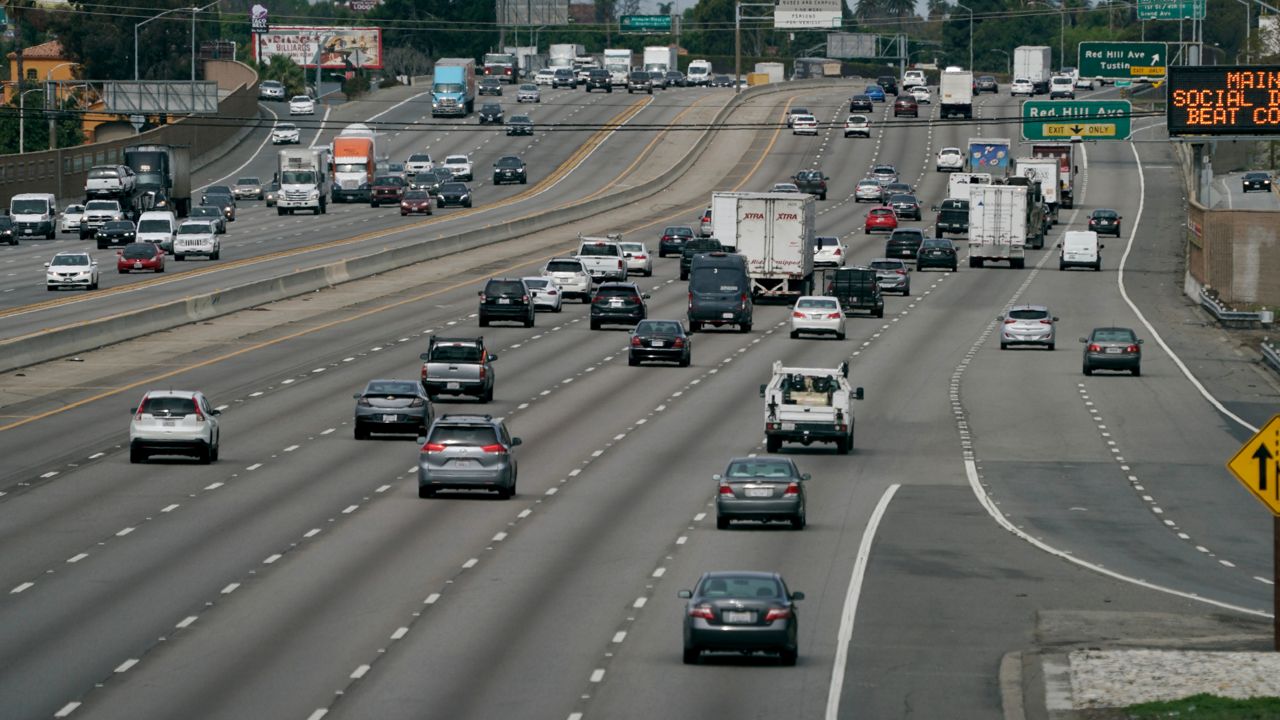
left=191, top=1, right=220, bottom=83
left=1236, top=0, right=1251, bottom=62
left=18, top=87, right=43, bottom=154
left=135, top=7, right=186, bottom=81
left=1060, top=4, right=1066, bottom=70
left=954, top=2, right=973, bottom=71
left=993, top=48, right=1011, bottom=76
left=46, top=63, right=79, bottom=151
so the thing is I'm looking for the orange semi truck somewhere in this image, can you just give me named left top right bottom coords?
left=330, top=124, right=378, bottom=203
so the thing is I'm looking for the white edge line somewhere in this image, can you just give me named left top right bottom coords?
left=1117, top=142, right=1258, bottom=434
left=826, top=483, right=899, bottom=720
left=196, top=104, right=279, bottom=193
left=965, top=458, right=1268, bottom=617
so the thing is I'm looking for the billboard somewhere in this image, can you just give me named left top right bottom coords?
left=256, top=27, right=383, bottom=70
left=775, top=0, right=842, bottom=28
left=827, top=33, right=876, bottom=59
left=497, top=0, right=570, bottom=26
left=1167, top=65, right=1280, bottom=137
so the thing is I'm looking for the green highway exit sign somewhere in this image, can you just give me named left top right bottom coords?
left=1021, top=100, right=1132, bottom=141
left=1079, top=42, right=1167, bottom=81
left=1137, top=0, right=1205, bottom=20
left=620, top=14, right=672, bottom=32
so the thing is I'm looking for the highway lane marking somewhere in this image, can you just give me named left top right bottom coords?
left=114, top=658, right=139, bottom=673
left=306, top=710, right=329, bottom=720
left=1116, top=142, right=1259, bottom=434
left=195, top=104, right=281, bottom=194
left=54, top=702, right=80, bottom=717
left=175, top=615, right=198, bottom=628
left=67, top=553, right=88, bottom=563
left=825, top=483, right=899, bottom=720
left=11, top=581, right=34, bottom=593
left=221, top=583, right=239, bottom=594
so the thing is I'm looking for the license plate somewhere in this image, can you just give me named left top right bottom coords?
left=134, top=262, right=143, bottom=268
left=162, top=420, right=176, bottom=427
left=1105, top=347, right=1122, bottom=354
left=722, top=312, right=734, bottom=319
left=723, top=611, right=755, bottom=624
left=781, top=422, right=796, bottom=430
left=745, top=488, right=772, bottom=498
left=497, top=298, right=510, bottom=304
left=901, top=250, right=911, bottom=256
left=447, top=382, right=461, bottom=390
left=23, top=229, right=32, bottom=235
left=382, top=414, right=398, bottom=423
left=451, top=459, right=478, bottom=468
left=652, top=340, right=665, bottom=347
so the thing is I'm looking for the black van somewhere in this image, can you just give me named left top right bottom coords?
left=687, top=253, right=752, bottom=333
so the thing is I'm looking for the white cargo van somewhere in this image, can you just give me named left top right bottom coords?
left=9, top=193, right=57, bottom=239
left=1059, top=230, right=1102, bottom=271
left=686, top=59, right=713, bottom=85
left=136, top=210, right=178, bottom=250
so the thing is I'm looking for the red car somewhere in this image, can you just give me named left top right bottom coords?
left=400, top=189, right=434, bottom=216
left=864, top=206, right=899, bottom=234
left=369, top=175, right=406, bottom=208
left=117, top=242, right=165, bottom=273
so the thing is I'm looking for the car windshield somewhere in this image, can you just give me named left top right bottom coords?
left=523, top=278, right=549, bottom=289
left=637, top=320, right=681, bottom=335
left=374, top=176, right=402, bottom=186
left=664, top=227, right=693, bottom=237
left=923, top=239, right=952, bottom=249
left=890, top=194, right=915, bottom=203
left=870, top=209, right=893, bottom=216
left=88, top=168, right=120, bottom=179
left=620, top=243, right=644, bottom=253
left=404, top=190, right=430, bottom=200
left=870, top=260, right=904, bottom=270
left=440, top=183, right=467, bottom=193
left=429, top=344, right=482, bottom=362
left=122, top=244, right=157, bottom=259
left=595, top=286, right=638, bottom=298
left=487, top=280, right=525, bottom=294
left=726, top=459, right=796, bottom=479
left=1009, top=308, right=1049, bottom=320
left=445, top=157, right=468, bottom=165
left=429, top=425, right=498, bottom=446
left=815, top=237, right=839, bottom=248
left=409, top=154, right=431, bottom=162
left=103, top=221, right=133, bottom=231
left=796, top=298, right=838, bottom=309
left=891, top=230, right=923, bottom=240
left=140, top=396, right=196, bottom=416
left=85, top=201, right=116, bottom=211
left=690, top=267, right=744, bottom=293
left=520, top=84, right=537, bottom=91
left=1094, top=210, right=1118, bottom=219
left=283, top=170, right=316, bottom=184
left=1092, top=329, right=1136, bottom=342
left=276, top=123, right=296, bottom=131
left=0, top=218, right=12, bottom=228
left=178, top=224, right=210, bottom=235
left=335, top=163, right=367, bottom=174
left=496, top=157, right=522, bottom=168
left=365, top=381, right=420, bottom=396
left=191, top=207, right=217, bottom=217
left=512, top=116, right=531, bottom=124
left=848, top=115, right=868, bottom=123
left=236, top=178, right=259, bottom=185
left=291, top=96, right=310, bottom=102
left=546, top=260, right=583, bottom=273
left=482, top=104, right=501, bottom=112
left=940, top=148, right=961, bottom=156
left=51, top=255, right=89, bottom=266
left=65, top=205, right=84, bottom=213
left=699, top=575, right=782, bottom=598
left=579, top=244, right=619, bottom=257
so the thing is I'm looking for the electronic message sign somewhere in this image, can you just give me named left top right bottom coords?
left=1167, top=65, right=1280, bottom=137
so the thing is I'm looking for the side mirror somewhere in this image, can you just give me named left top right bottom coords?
left=1052, top=316, right=1060, bottom=322
left=712, top=474, right=723, bottom=481
left=790, top=591, right=805, bottom=601
left=1079, top=337, right=1088, bottom=343
left=1056, top=242, right=1062, bottom=248
left=353, top=393, right=361, bottom=399
left=759, top=383, right=767, bottom=397
left=840, top=361, right=849, bottom=378
left=801, top=473, right=811, bottom=481
left=488, top=353, right=498, bottom=362
left=642, top=293, right=651, bottom=299
left=478, top=291, right=485, bottom=297
left=129, top=407, right=137, bottom=414
left=996, top=315, right=1005, bottom=322
left=624, top=253, right=632, bottom=258
left=677, top=589, right=693, bottom=599
left=1137, top=339, right=1145, bottom=344
left=855, top=387, right=865, bottom=400
left=43, top=263, right=49, bottom=268
left=117, top=250, right=123, bottom=255
left=419, top=352, right=431, bottom=361
left=210, top=409, right=222, bottom=416
left=1099, top=243, right=1105, bottom=249
left=510, top=437, right=523, bottom=447
left=931, top=205, right=939, bottom=212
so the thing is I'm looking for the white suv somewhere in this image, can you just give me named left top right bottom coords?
left=936, top=146, right=964, bottom=172
left=129, top=390, right=221, bottom=464
left=173, top=220, right=221, bottom=261
left=1049, top=75, right=1075, bottom=99
left=542, top=257, right=592, bottom=302
left=443, top=154, right=473, bottom=181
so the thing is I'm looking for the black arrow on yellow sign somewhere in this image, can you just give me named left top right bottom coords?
left=1070, top=125, right=1084, bottom=134
left=1257, top=443, right=1274, bottom=493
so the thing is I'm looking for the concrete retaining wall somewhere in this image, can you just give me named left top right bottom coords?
left=0, top=79, right=850, bottom=373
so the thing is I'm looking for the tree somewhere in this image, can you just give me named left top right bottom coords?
left=383, top=46, right=432, bottom=81
left=47, top=0, right=222, bottom=81
left=658, top=2, right=675, bottom=14
left=260, top=54, right=308, bottom=97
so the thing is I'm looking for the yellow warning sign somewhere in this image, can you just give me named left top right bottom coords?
left=1227, top=414, right=1280, bottom=515
left=1130, top=66, right=1166, bottom=76
left=1043, top=123, right=1118, bottom=138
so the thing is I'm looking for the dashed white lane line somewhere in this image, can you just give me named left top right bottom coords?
left=425, top=593, right=441, bottom=605
left=589, top=668, right=605, bottom=683
left=612, top=631, right=627, bottom=643
left=462, top=558, right=478, bottom=569
left=67, top=553, right=88, bottom=563
left=246, top=463, right=263, bottom=471
left=263, top=553, right=282, bottom=564
left=306, top=710, right=329, bottom=720
left=632, top=597, right=647, bottom=608
left=114, top=658, right=139, bottom=673
left=221, top=583, right=240, bottom=594
left=175, top=615, right=198, bottom=629
left=351, top=664, right=371, bottom=679
left=54, top=702, right=81, bottom=717
left=391, top=627, right=409, bottom=640
left=11, top=582, right=34, bottom=594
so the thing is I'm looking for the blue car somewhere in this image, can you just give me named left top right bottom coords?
left=865, top=85, right=886, bottom=102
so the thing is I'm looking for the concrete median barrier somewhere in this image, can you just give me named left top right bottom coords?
left=0, top=80, right=849, bottom=373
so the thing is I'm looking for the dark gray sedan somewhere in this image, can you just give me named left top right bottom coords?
left=715, top=456, right=808, bottom=529
left=436, top=182, right=473, bottom=208
left=353, top=379, right=434, bottom=439
left=679, top=571, right=804, bottom=665
left=1081, top=326, right=1143, bottom=376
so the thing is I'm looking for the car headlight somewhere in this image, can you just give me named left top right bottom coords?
left=359, top=183, right=369, bottom=190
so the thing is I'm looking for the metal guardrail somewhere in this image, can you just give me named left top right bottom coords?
left=1262, top=340, right=1280, bottom=374
left=1199, top=287, right=1273, bottom=327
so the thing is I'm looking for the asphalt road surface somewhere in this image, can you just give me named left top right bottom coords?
left=0, top=79, right=1276, bottom=720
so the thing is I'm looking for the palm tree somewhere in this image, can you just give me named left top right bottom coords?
left=658, top=1, right=674, bottom=14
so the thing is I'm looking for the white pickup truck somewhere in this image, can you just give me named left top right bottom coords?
left=575, top=234, right=628, bottom=283
left=760, top=361, right=864, bottom=454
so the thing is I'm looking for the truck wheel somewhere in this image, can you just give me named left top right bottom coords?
left=679, top=269, right=688, bottom=281
left=740, top=323, right=751, bottom=333
left=277, top=208, right=285, bottom=216
left=766, top=436, right=781, bottom=453
left=479, top=315, right=489, bottom=327
left=688, top=320, right=700, bottom=333
left=875, top=307, right=884, bottom=318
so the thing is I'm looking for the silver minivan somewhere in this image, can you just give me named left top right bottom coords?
left=418, top=414, right=521, bottom=499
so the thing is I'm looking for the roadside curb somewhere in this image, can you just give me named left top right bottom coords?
left=1, top=80, right=856, bottom=373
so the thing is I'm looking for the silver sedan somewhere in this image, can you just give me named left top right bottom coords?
left=352, top=379, right=434, bottom=439
left=522, top=276, right=563, bottom=312
left=999, top=304, right=1058, bottom=350
left=619, top=241, right=653, bottom=276
left=789, top=296, right=846, bottom=340
left=854, top=179, right=885, bottom=203
left=516, top=83, right=541, bottom=103
left=715, top=456, right=809, bottom=529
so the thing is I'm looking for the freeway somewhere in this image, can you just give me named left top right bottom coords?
left=0, top=80, right=1276, bottom=720
left=1213, top=169, right=1280, bottom=210
left=0, top=83, right=731, bottom=341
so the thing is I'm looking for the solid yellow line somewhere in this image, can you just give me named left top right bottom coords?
left=0, top=98, right=652, bottom=326
left=0, top=91, right=807, bottom=434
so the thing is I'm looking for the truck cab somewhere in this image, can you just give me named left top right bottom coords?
left=761, top=361, right=864, bottom=454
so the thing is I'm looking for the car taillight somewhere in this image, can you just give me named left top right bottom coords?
left=357, top=397, right=372, bottom=407
left=765, top=607, right=792, bottom=622
left=423, top=442, right=446, bottom=452
left=688, top=291, right=694, bottom=309
left=827, top=312, right=842, bottom=319
left=631, top=336, right=643, bottom=347
left=896, top=269, right=906, bottom=275
left=719, top=484, right=734, bottom=495
left=1004, top=318, right=1016, bottom=324
left=1040, top=319, right=1053, bottom=325
left=594, top=295, right=607, bottom=304
left=1126, top=344, right=1139, bottom=353
left=634, top=254, right=646, bottom=260
left=480, top=443, right=507, bottom=454
left=547, top=289, right=557, bottom=295
left=689, top=605, right=715, bottom=620
left=740, top=293, right=748, bottom=309
left=1088, top=344, right=1101, bottom=352
left=793, top=311, right=805, bottom=318
left=193, top=404, right=205, bottom=421
left=784, top=482, right=801, bottom=495
left=521, top=295, right=529, bottom=303
left=834, top=248, right=841, bottom=255
left=672, top=338, right=685, bottom=348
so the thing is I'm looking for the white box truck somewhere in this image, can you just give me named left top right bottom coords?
left=643, top=46, right=678, bottom=74
left=277, top=147, right=330, bottom=215
left=967, top=184, right=1028, bottom=269
left=715, top=191, right=815, bottom=300
left=1014, top=46, right=1053, bottom=94
left=1013, top=156, right=1060, bottom=224
left=603, top=49, right=633, bottom=86
left=755, top=62, right=785, bottom=84
left=549, top=44, right=583, bottom=69
left=947, top=172, right=993, bottom=202
left=939, top=69, right=974, bottom=119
